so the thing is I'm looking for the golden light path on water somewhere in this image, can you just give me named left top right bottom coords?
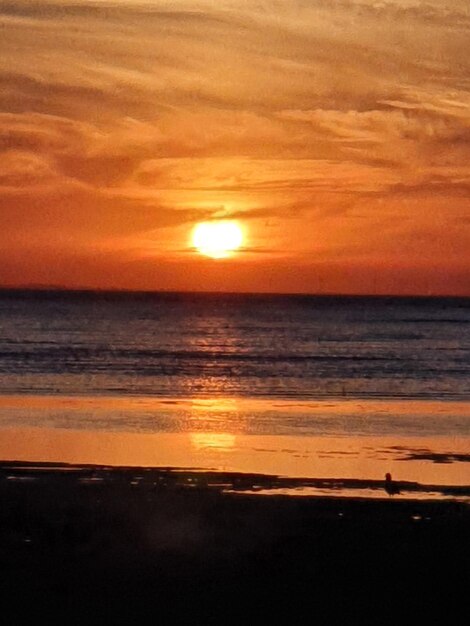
left=0, top=394, right=468, bottom=497
left=190, top=432, right=236, bottom=451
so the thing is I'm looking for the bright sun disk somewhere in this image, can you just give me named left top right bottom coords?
left=192, top=221, right=244, bottom=258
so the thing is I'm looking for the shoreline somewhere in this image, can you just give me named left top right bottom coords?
left=1, top=392, right=469, bottom=411
left=0, top=424, right=469, bottom=488
left=2, top=460, right=470, bottom=501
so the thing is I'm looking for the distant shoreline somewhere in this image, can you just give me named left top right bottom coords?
left=0, top=286, right=468, bottom=300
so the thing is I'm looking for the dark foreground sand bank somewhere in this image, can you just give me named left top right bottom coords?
left=1, top=462, right=469, bottom=623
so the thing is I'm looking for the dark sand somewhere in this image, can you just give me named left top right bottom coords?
left=1, top=462, right=469, bottom=624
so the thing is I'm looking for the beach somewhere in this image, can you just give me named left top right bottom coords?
left=1, top=461, right=469, bottom=622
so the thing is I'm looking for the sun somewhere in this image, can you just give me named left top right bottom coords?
left=192, top=221, right=244, bottom=259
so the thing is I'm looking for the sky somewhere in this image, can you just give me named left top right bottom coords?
left=0, top=0, right=469, bottom=295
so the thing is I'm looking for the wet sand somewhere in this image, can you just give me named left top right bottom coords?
left=1, top=462, right=469, bottom=623
left=1, top=425, right=469, bottom=490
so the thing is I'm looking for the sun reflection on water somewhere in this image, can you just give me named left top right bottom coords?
left=190, top=397, right=240, bottom=412
left=190, top=432, right=236, bottom=451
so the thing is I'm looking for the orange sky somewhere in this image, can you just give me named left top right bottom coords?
left=0, top=0, right=469, bottom=295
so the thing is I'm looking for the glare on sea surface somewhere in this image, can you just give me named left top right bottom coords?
left=190, top=432, right=236, bottom=451
left=192, top=221, right=244, bottom=258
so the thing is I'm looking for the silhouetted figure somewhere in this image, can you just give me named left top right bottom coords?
left=384, top=472, right=400, bottom=496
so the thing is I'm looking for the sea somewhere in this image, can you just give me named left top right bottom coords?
left=0, top=290, right=469, bottom=499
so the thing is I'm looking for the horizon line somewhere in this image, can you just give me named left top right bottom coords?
left=0, top=285, right=468, bottom=300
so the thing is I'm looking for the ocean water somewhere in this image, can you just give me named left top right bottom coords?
left=0, top=290, right=469, bottom=496
left=0, top=290, right=469, bottom=401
